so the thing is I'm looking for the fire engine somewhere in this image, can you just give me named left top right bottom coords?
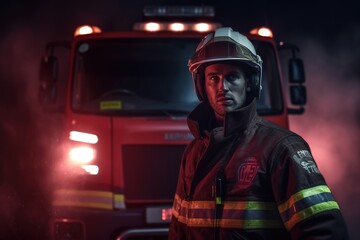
left=38, top=5, right=306, bottom=240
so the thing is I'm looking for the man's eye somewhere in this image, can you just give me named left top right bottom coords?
left=227, top=74, right=239, bottom=81
left=209, top=76, right=219, bottom=81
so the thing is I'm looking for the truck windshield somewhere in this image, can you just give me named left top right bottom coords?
left=72, top=38, right=282, bottom=116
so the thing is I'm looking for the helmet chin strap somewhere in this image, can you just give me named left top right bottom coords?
left=245, top=79, right=255, bottom=104
left=246, top=78, right=252, bottom=93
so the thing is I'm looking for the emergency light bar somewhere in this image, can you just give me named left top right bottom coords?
left=134, top=5, right=221, bottom=32
left=133, top=21, right=221, bottom=32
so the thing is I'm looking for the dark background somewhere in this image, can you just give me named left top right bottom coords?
left=0, top=0, right=359, bottom=239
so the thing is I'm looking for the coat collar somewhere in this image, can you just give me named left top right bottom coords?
left=187, top=99, right=259, bottom=138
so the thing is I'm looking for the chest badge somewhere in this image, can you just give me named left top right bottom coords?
left=238, top=157, right=259, bottom=189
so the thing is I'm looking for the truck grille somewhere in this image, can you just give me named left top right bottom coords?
left=122, top=145, right=186, bottom=202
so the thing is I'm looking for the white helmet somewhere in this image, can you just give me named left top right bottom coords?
left=188, top=27, right=263, bottom=101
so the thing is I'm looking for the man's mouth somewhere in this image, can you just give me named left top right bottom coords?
left=217, top=96, right=233, bottom=105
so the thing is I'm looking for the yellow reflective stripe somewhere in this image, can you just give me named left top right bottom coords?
left=278, top=185, right=341, bottom=230
left=172, top=194, right=282, bottom=229
left=114, top=194, right=126, bottom=209
left=224, top=201, right=277, bottom=210
left=172, top=194, right=214, bottom=217
left=55, top=189, right=113, bottom=198
left=53, top=200, right=112, bottom=209
left=173, top=194, right=277, bottom=211
left=185, top=219, right=283, bottom=228
left=284, top=201, right=340, bottom=230
left=53, top=189, right=125, bottom=210
left=185, top=217, right=213, bottom=227
left=278, top=185, right=331, bottom=213
left=114, top=194, right=124, bottom=201
left=189, top=200, right=214, bottom=209
left=220, top=219, right=282, bottom=229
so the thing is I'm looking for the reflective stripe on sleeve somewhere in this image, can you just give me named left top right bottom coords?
left=172, top=194, right=283, bottom=229
left=278, top=185, right=340, bottom=230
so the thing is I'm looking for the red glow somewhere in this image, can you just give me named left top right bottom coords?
left=161, top=208, right=172, bottom=221
left=249, top=27, right=273, bottom=38
left=74, top=25, right=101, bottom=36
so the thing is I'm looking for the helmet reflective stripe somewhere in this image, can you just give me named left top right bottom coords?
left=192, top=27, right=257, bottom=63
left=172, top=194, right=283, bottom=228
left=214, top=27, right=257, bottom=55
left=188, top=27, right=263, bottom=101
left=278, top=185, right=340, bottom=231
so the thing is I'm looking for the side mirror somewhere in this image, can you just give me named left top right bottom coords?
left=279, top=42, right=307, bottom=114
left=38, top=56, right=58, bottom=104
left=288, top=59, right=306, bottom=114
left=289, top=58, right=305, bottom=83
left=290, top=85, right=306, bottom=105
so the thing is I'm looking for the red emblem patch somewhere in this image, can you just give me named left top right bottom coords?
left=238, top=157, right=259, bottom=189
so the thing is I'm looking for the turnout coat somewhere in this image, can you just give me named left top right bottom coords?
left=169, top=100, right=348, bottom=240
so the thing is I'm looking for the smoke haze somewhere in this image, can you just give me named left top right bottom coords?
left=289, top=32, right=360, bottom=238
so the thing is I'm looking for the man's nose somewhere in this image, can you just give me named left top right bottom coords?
left=220, top=78, right=229, bottom=91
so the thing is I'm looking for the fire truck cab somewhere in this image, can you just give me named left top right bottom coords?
left=38, top=6, right=306, bottom=240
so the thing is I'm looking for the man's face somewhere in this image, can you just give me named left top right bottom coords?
left=204, top=63, right=247, bottom=120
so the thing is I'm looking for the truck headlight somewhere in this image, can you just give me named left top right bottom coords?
left=69, top=146, right=95, bottom=164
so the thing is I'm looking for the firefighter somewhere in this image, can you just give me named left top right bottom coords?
left=169, top=27, right=349, bottom=239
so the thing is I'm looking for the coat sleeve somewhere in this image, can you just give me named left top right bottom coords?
left=269, top=135, right=349, bottom=240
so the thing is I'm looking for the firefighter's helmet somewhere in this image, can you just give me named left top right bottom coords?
left=188, top=27, right=263, bottom=101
